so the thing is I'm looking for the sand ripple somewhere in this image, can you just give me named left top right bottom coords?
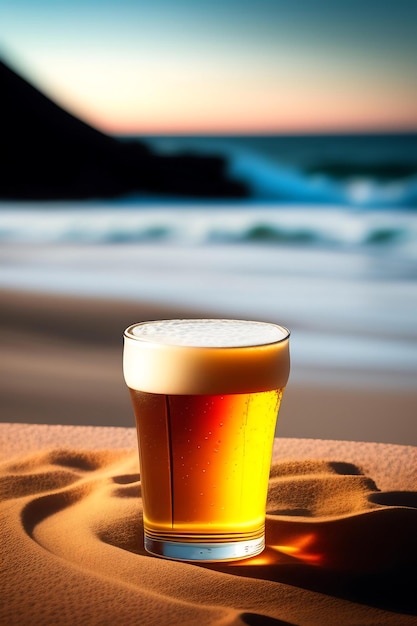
left=1, top=449, right=417, bottom=625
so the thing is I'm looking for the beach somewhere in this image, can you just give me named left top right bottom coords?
left=1, top=421, right=416, bottom=625
left=1, top=285, right=417, bottom=445
left=1, top=147, right=417, bottom=625
left=2, top=9, right=417, bottom=624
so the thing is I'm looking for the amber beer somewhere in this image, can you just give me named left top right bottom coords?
left=123, top=319, right=290, bottom=562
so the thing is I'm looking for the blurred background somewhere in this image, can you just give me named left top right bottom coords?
left=1, top=0, right=417, bottom=445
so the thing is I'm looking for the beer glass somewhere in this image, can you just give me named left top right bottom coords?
left=123, top=319, right=290, bottom=562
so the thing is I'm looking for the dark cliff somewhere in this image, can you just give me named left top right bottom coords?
left=0, top=59, right=247, bottom=200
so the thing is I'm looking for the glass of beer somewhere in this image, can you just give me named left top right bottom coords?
left=123, top=319, right=290, bottom=562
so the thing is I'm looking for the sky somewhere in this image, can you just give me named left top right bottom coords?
left=1, top=0, right=417, bottom=135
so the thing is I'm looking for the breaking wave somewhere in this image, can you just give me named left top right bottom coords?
left=0, top=204, right=416, bottom=260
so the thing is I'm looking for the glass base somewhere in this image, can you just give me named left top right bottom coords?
left=144, top=534, right=265, bottom=562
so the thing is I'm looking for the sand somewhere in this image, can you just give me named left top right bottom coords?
left=1, top=288, right=417, bottom=445
left=1, top=287, right=417, bottom=623
left=1, top=422, right=416, bottom=625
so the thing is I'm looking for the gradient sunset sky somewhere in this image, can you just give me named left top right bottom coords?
left=1, top=0, right=417, bottom=135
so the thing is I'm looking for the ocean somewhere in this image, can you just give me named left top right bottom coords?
left=1, top=133, right=417, bottom=388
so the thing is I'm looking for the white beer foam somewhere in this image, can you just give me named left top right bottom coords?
left=130, top=319, right=287, bottom=348
left=123, top=319, right=290, bottom=395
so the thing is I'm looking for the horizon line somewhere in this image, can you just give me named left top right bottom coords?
left=111, top=127, right=417, bottom=138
